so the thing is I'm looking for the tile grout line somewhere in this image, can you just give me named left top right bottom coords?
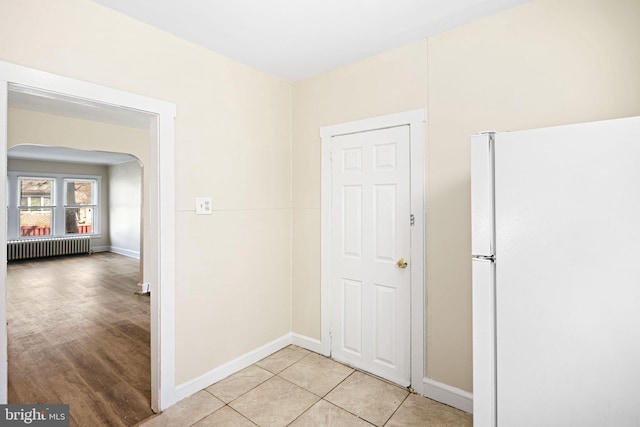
left=276, top=347, right=403, bottom=426
left=381, top=392, right=411, bottom=426
left=270, top=352, right=323, bottom=426
left=308, top=370, right=374, bottom=426
left=280, top=367, right=375, bottom=427
left=186, top=345, right=416, bottom=427
left=199, top=348, right=312, bottom=426
left=227, top=405, right=259, bottom=426
left=322, top=367, right=411, bottom=426
left=201, top=370, right=271, bottom=425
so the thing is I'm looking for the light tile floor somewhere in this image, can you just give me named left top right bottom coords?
left=139, top=346, right=472, bottom=427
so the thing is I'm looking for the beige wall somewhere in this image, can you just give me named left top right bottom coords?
left=8, top=109, right=149, bottom=164
left=3, top=0, right=639, bottom=399
left=292, top=0, right=640, bottom=392
left=109, top=161, right=142, bottom=257
left=291, top=40, right=429, bottom=338
left=0, top=0, right=292, bottom=384
left=426, top=0, right=640, bottom=391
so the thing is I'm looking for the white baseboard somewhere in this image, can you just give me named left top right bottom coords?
left=167, top=333, right=474, bottom=417
left=91, top=245, right=110, bottom=253
left=291, top=333, right=322, bottom=354
left=423, top=377, right=473, bottom=414
left=292, top=334, right=473, bottom=414
left=290, top=334, right=473, bottom=414
left=109, top=246, right=140, bottom=259
left=173, top=334, right=292, bottom=403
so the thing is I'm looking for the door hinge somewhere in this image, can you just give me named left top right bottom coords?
left=410, top=214, right=415, bottom=226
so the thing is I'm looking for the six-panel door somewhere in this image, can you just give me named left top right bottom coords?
left=330, top=125, right=411, bottom=386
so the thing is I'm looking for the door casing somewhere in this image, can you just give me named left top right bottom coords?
left=0, top=60, right=177, bottom=411
left=320, top=109, right=426, bottom=391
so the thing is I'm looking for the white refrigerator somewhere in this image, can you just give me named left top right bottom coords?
left=471, top=116, right=640, bottom=427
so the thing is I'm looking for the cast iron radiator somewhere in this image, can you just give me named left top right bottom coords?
left=7, top=236, right=91, bottom=261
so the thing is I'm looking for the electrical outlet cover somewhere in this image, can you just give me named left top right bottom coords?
left=196, top=197, right=213, bottom=214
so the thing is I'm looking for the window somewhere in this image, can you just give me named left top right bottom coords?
left=18, top=178, right=53, bottom=237
left=8, top=172, right=101, bottom=240
left=64, top=179, right=96, bottom=235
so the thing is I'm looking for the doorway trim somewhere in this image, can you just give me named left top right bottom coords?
left=0, top=60, right=176, bottom=411
left=320, top=109, right=426, bottom=391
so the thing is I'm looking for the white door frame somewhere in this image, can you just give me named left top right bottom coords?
left=0, top=61, right=177, bottom=411
left=320, top=109, right=426, bottom=390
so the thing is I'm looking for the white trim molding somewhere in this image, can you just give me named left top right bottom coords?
left=109, top=246, right=141, bottom=259
left=423, top=377, right=474, bottom=414
left=173, top=334, right=292, bottom=403
left=0, top=60, right=176, bottom=411
left=319, top=109, right=426, bottom=391
left=0, top=80, right=8, bottom=404
left=173, top=333, right=323, bottom=405
left=291, top=333, right=323, bottom=354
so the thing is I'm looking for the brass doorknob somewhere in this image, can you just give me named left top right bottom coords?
left=396, top=258, right=408, bottom=269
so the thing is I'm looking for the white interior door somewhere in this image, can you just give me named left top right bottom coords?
left=330, top=125, right=411, bottom=386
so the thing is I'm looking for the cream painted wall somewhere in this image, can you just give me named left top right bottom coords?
left=3, top=0, right=638, bottom=401
left=109, top=161, right=142, bottom=258
left=7, top=158, right=110, bottom=248
left=8, top=109, right=149, bottom=164
left=426, top=0, right=640, bottom=391
left=291, top=40, right=428, bottom=338
left=292, top=0, right=640, bottom=393
left=0, top=0, right=292, bottom=384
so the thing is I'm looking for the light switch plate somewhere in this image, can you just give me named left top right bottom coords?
left=196, top=197, right=213, bottom=215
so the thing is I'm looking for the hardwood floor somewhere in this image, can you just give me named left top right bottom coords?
left=7, top=252, right=153, bottom=427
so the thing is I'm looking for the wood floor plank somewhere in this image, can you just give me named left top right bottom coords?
left=8, top=252, right=152, bottom=426
left=99, top=381, right=153, bottom=426
left=50, top=370, right=127, bottom=427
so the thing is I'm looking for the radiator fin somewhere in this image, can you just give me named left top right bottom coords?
left=7, top=236, right=91, bottom=261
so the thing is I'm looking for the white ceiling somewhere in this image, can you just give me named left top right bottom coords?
left=91, top=0, right=531, bottom=82
left=8, top=0, right=532, bottom=164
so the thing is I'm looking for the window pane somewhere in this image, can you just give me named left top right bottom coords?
left=65, top=207, right=93, bottom=234
left=19, top=178, right=52, bottom=207
left=65, top=180, right=94, bottom=206
left=19, top=208, right=52, bottom=237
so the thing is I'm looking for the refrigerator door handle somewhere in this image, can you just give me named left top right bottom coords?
left=472, top=255, right=495, bottom=262
left=471, top=133, right=496, bottom=257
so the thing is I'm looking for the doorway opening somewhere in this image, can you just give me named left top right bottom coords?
left=7, top=254, right=151, bottom=423
left=6, top=140, right=150, bottom=423
left=0, top=60, right=177, bottom=411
